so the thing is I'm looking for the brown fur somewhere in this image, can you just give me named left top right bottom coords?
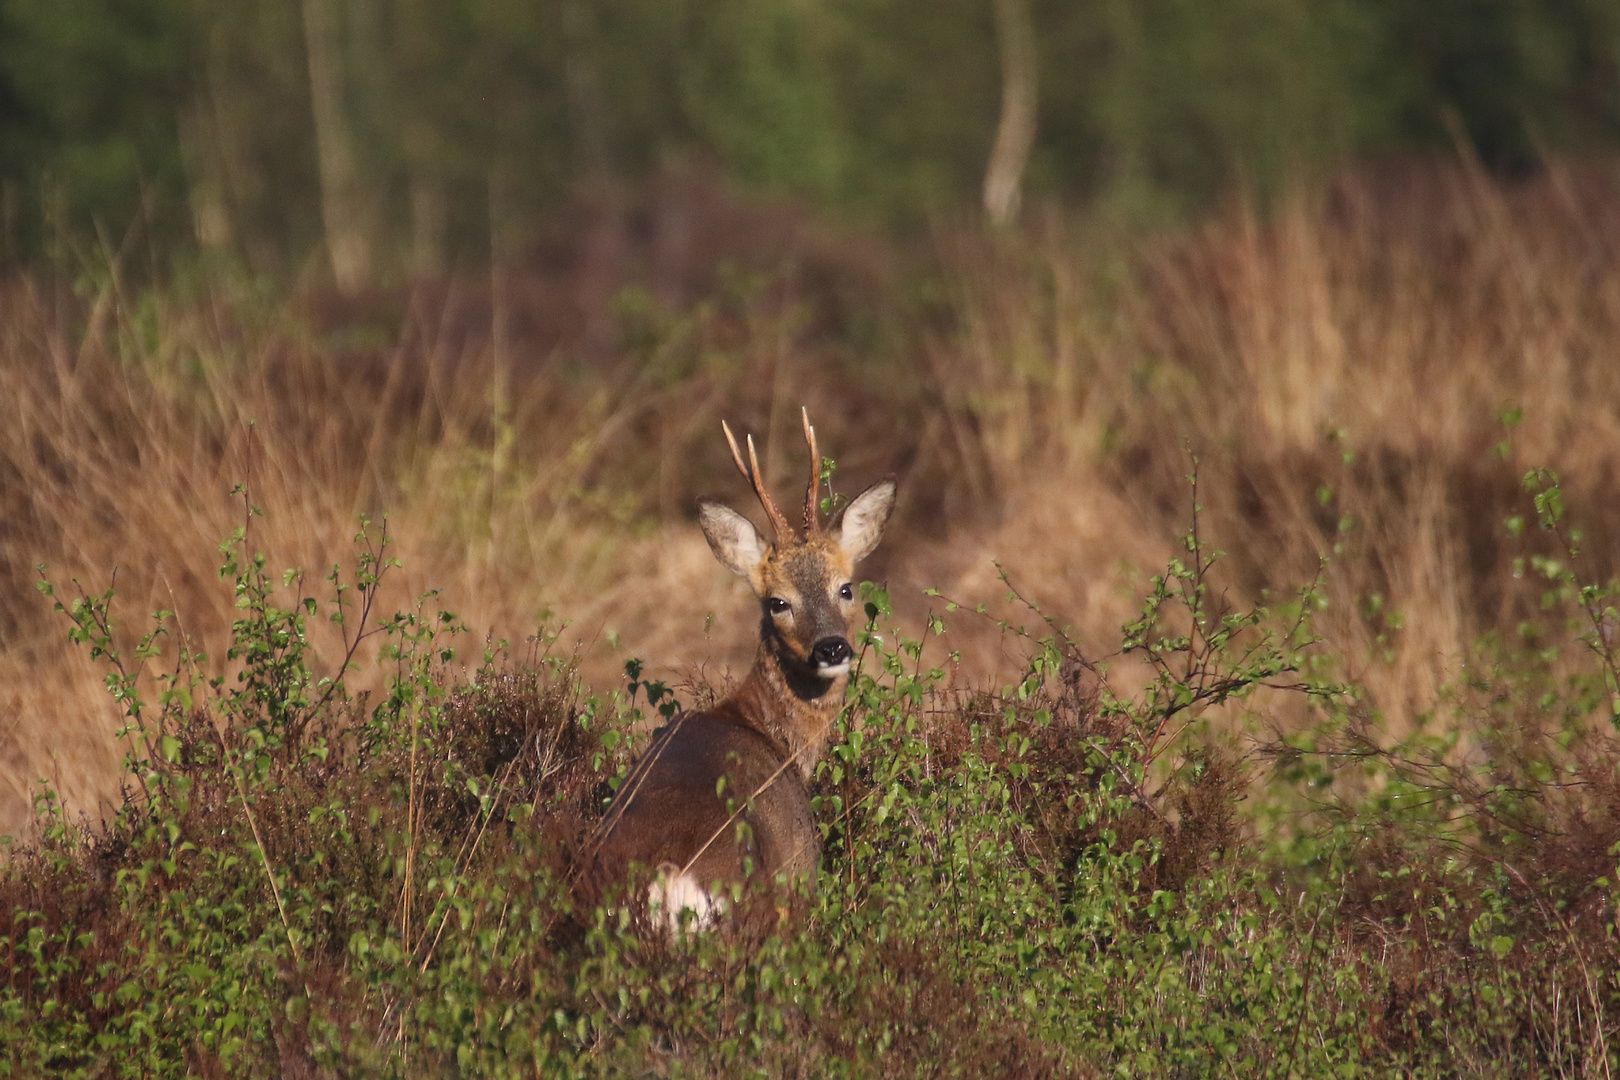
left=585, top=417, right=895, bottom=912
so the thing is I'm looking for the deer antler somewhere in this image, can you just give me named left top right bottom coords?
left=722, top=420, right=795, bottom=542
left=801, top=407, right=823, bottom=535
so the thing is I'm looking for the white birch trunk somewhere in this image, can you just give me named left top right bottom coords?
left=301, top=0, right=373, bottom=292
left=984, top=0, right=1039, bottom=227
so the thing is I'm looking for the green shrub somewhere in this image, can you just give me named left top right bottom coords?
left=5, top=474, right=1618, bottom=1077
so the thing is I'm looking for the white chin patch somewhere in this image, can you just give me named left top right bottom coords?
left=648, top=869, right=724, bottom=934
left=815, top=661, right=851, bottom=679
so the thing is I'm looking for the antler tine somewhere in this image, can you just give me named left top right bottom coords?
left=801, top=407, right=822, bottom=534
left=721, top=420, right=794, bottom=541
left=721, top=420, right=751, bottom=484
left=745, top=434, right=795, bottom=540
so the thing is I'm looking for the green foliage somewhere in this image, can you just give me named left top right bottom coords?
left=1373, top=0, right=1620, bottom=170
left=1258, top=468, right=1620, bottom=1072
left=6, top=0, right=1620, bottom=265
left=6, top=481, right=1620, bottom=1075
left=0, top=0, right=193, bottom=241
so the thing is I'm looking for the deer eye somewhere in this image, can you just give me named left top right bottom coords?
left=768, top=597, right=792, bottom=615
left=839, top=583, right=854, bottom=601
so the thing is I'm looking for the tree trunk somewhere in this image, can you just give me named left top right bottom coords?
left=409, top=177, right=447, bottom=280
left=178, top=99, right=234, bottom=251
left=983, top=0, right=1038, bottom=227
left=301, top=0, right=373, bottom=292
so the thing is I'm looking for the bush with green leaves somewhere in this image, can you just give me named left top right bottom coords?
left=4, top=472, right=1619, bottom=1077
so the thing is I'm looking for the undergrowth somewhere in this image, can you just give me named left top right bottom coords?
left=3, top=471, right=1618, bottom=1078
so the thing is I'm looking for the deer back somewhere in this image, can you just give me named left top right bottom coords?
left=588, top=708, right=818, bottom=894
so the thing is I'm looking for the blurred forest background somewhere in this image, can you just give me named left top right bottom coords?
left=8, top=0, right=1620, bottom=840
left=4, top=0, right=1620, bottom=273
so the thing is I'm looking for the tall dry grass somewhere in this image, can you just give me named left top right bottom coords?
left=943, top=158, right=1620, bottom=723
left=5, top=159, right=1620, bottom=842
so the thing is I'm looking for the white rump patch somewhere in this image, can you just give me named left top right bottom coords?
left=648, top=865, right=726, bottom=933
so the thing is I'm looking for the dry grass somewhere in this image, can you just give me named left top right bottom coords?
left=943, top=158, right=1620, bottom=720
left=5, top=158, right=1620, bottom=843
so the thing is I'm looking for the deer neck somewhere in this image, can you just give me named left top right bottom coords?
left=720, top=634, right=847, bottom=779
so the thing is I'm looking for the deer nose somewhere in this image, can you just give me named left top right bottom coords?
left=810, top=637, right=853, bottom=668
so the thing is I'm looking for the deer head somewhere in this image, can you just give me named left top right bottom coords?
left=697, top=409, right=896, bottom=684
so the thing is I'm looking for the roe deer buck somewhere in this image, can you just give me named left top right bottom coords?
left=586, top=409, right=896, bottom=930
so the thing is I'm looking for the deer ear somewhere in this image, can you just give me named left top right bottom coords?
left=833, top=477, right=896, bottom=564
left=698, top=498, right=769, bottom=578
